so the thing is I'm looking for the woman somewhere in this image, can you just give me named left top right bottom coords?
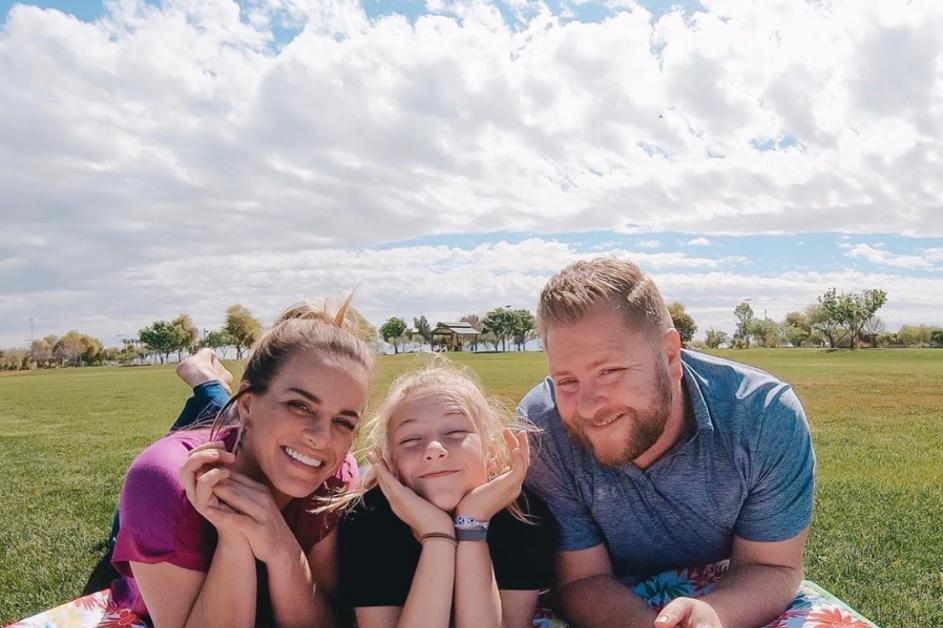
left=110, top=299, right=373, bottom=627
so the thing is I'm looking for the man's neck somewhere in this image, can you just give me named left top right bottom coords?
left=632, top=385, right=691, bottom=471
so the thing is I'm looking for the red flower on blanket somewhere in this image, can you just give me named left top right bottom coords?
left=806, top=607, right=871, bottom=627
left=99, top=608, right=144, bottom=627
left=688, top=560, right=729, bottom=592
left=74, top=591, right=109, bottom=611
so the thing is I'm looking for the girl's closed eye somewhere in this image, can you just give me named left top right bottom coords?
left=399, top=435, right=422, bottom=447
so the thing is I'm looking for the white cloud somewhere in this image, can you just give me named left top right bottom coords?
left=843, top=243, right=941, bottom=270
left=636, top=239, right=661, bottom=249
left=2, top=237, right=939, bottom=346
left=2, top=0, right=943, bottom=345
left=685, top=237, right=711, bottom=246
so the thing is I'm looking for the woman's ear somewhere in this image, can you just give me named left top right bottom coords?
left=235, top=382, right=254, bottom=426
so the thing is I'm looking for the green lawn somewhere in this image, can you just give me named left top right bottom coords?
left=1, top=349, right=941, bottom=624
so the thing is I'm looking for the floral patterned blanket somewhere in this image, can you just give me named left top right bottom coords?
left=534, top=561, right=879, bottom=628
left=11, top=561, right=877, bottom=628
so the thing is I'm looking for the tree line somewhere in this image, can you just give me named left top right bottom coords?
left=700, top=288, right=942, bottom=350
left=378, top=308, right=537, bottom=354
left=2, top=287, right=940, bottom=371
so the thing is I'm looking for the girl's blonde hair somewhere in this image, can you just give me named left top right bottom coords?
left=339, top=358, right=539, bottom=523
left=208, top=295, right=375, bottom=449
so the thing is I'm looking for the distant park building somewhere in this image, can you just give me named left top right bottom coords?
left=431, top=322, right=480, bottom=351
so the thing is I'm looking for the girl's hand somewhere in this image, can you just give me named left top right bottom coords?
left=208, top=472, right=302, bottom=565
left=368, top=451, right=454, bottom=538
left=455, top=429, right=530, bottom=522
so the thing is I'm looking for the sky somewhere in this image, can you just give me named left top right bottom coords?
left=0, top=0, right=941, bottom=348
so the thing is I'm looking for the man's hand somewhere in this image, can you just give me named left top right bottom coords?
left=655, top=597, right=723, bottom=628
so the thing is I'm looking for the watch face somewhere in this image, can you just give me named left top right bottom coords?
left=454, top=515, right=488, bottom=529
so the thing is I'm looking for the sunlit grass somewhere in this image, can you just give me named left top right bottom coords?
left=1, top=349, right=940, bottom=624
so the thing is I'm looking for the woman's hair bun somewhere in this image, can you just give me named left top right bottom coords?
left=273, top=292, right=369, bottom=340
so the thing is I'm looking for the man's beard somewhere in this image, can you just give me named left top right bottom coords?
left=565, top=365, right=673, bottom=468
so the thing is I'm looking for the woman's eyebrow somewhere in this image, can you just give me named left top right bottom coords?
left=287, top=387, right=360, bottom=419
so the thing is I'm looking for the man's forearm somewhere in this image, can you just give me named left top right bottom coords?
left=700, top=563, right=802, bottom=628
left=559, top=575, right=657, bottom=628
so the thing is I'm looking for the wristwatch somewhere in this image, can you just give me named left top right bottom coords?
left=454, top=515, right=489, bottom=542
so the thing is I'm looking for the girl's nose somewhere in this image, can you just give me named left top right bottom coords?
left=423, top=440, right=448, bottom=461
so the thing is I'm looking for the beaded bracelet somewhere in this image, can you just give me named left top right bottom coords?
left=420, top=532, right=458, bottom=546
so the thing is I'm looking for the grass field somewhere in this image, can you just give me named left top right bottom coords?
left=1, top=349, right=941, bottom=625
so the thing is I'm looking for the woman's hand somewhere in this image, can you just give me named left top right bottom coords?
left=455, top=429, right=530, bottom=522
left=208, top=472, right=302, bottom=565
left=368, top=451, right=454, bottom=538
left=180, top=440, right=237, bottom=517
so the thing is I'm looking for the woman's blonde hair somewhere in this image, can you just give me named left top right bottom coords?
left=339, top=358, right=539, bottom=523
left=208, top=295, right=375, bottom=449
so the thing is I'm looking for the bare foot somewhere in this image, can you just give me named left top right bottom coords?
left=176, top=348, right=234, bottom=393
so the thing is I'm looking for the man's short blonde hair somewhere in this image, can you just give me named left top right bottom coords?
left=537, top=257, right=672, bottom=338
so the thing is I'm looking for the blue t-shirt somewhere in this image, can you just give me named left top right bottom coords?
left=520, top=349, right=815, bottom=582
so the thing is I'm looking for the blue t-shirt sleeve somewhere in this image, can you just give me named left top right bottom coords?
left=521, top=385, right=604, bottom=552
left=734, top=385, right=815, bottom=542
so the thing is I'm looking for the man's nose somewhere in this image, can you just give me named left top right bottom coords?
left=576, top=384, right=604, bottom=420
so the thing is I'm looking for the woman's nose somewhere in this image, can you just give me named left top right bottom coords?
left=302, top=418, right=331, bottom=449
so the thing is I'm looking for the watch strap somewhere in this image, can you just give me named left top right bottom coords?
left=455, top=526, right=489, bottom=542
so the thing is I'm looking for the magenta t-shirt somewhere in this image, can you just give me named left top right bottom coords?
left=111, top=428, right=358, bottom=618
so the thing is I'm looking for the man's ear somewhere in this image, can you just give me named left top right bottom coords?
left=663, top=327, right=684, bottom=382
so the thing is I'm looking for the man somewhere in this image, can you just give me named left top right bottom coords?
left=520, top=257, right=814, bottom=628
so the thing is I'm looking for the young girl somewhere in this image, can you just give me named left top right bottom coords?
left=338, top=363, right=557, bottom=628
left=110, top=300, right=374, bottom=628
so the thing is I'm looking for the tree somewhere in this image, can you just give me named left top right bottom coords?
left=510, top=309, right=536, bottom=351
left=200, top=329, right=236, bottom=358
left=807, top=302, right=845, bottom=349
left=931, top=329, right=943, bottom=347
left=379, top=317, right=407, bottom=354
left=667, top=302, right=697, bottom=345
left=138, top=321, right=180, bottom=364
left=413, top=316, right=432, bottom=349
left=733, top=302, right=755, bottom=348
left=53, top=330, right=103, bottom=366
left=225, top=305, right=262, bottom=359
left=29, top=336, right=56, bottom=368
left=171, top=313, right=199, bottom=361
left=860, top=316, right=885, bottom=347
left=0, top=348, right=29, bottom=371
left=118, top=338, right=148, bottom=365
left=814, top=288, right=888, bottom=349
left=704, top=328, right=728, bottom=349
left=482, top=307, right=516, bottom=352
left=750, top=318, right=781, bottom=348
left=782, top=312, right=811, bottom=348
left=898, top=324, right=938, bottom=347
left=479, top=330, right=501, bottom=352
